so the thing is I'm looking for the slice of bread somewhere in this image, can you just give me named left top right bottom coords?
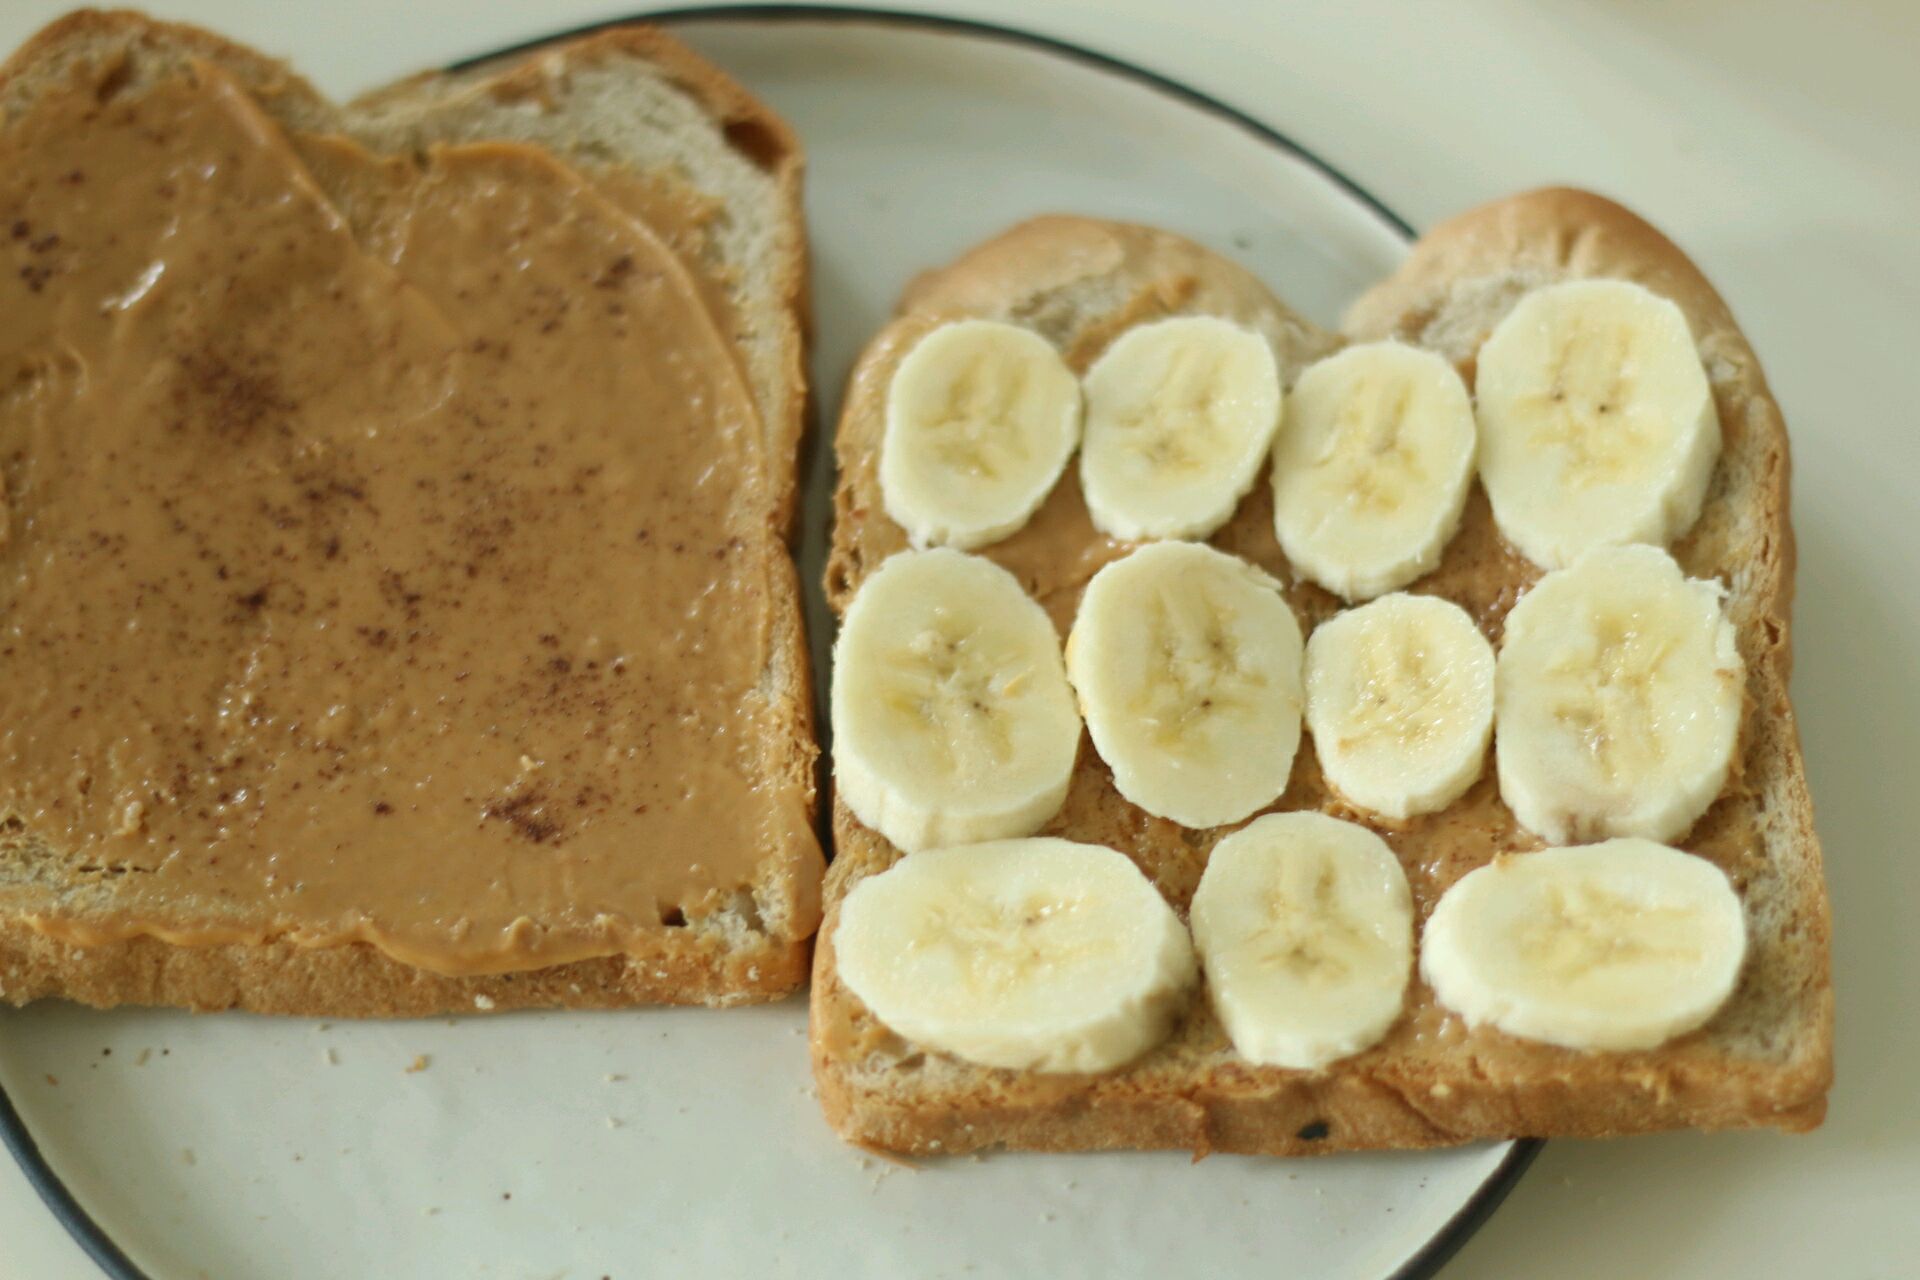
left=813, top=200, right=1831, bottom=1155
left=0, top=11, right=822, bottom=1013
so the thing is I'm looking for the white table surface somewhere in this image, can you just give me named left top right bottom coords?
left=1, top=1, right=1915, bottom=1276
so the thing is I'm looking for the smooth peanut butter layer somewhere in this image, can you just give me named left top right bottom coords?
left=0, top=56, right=815, bottom=976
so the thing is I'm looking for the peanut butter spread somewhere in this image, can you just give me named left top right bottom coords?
left=0, top=59, right=814, bottom=975
left=823, top=295, right=1768, bottom=1075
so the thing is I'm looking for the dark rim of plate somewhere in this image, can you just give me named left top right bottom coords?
left=0, top=6, right=1535, bottom=1278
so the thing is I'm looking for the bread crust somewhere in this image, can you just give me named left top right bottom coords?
left=0, top=11, right=821, bottom=1013
left=0, top=918, right=808, bottom=1014
left=812, top=196, right=1832, bottom=1155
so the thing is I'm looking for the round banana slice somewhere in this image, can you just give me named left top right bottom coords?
left=1079, top=315, right=1283, bottom=541
left=832, top=549, right=1082, bottom=853
left=1421, top=840, right=1747, bottom=1052
left=1305, top=594, right=1494, bottom=820
left=881, top=320, right=1083, bottom=550
left=1066, top=541, right=1303, bottom=829
left=1475, top=279, right=1722, bottom=569
left=1271, top=342, right=1476, bottom=600
left=1495, top=544, right=1742, bottom=844
left=834, top=838, right=1199, bottom=1073
left=1190, top=812, right=1414, bottom=1069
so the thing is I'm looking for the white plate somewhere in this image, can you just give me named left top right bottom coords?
left=0, top=11, right=1533, bottom=1278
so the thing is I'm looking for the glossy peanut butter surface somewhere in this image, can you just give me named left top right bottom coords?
left=0, top=60, right=808, bottom=975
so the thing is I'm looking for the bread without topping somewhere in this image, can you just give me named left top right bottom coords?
left=0, top=11, right=821, bottom=1013
left=813, top=199, right=1831, bottom=1154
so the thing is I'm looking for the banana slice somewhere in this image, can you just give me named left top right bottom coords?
left=832, top=549, right=1082, bottom=853
left=1190, top=812, right=1413, bottom=1069
left=1475, top=279, right=1721, bottom=569
left=1271, top=342, right=1476, bottom=600
left=834, top=838, right=1198, bottom=1072
left=1067, top=545, right=1305, bottom=832
left=1421, top=840, right=1747, bottom=1052
left=1496, top=544, right=1742, bottom=844
left=1079, top=316, right=1283, bottom=541
left=1066, top=542, right=1303, bottom=829
left=1305, top=594, right=1495, bottom=820
left=881, top=320, right=1083, bottom=549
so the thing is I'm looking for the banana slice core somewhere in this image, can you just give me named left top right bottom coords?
left=835, top=838, right=1199, bottom=1072
left=1080, top=316, right=1283, bottom=541
left=882, top=319, right=1083, bottom=550
left=1495, top=544, right=1742, bottom=844
left=1066, top=541, right=1303, bottom=829
left=1305, top=593, right=1495, bottom=820
left=1191, top=811, right=1414, bottom=1069
left=1272, top=341, right=1476, bottom=600
left=1475, top=279, right=1721, bottom=569
left=833, top=549, right=1082, bottom=852
left=1421, top=839, right=1746, bottom=1051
